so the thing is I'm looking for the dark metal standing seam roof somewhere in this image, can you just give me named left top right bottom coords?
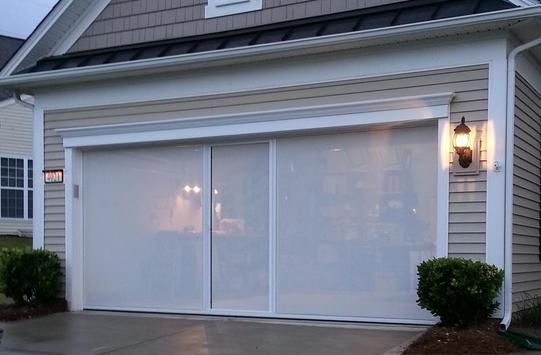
left=21, top=0, right=516, bottom=74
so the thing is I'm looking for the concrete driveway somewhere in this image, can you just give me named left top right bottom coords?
left=0, top=312, right=424, bottom=355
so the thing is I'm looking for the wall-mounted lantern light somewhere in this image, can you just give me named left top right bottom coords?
left=453, top=117, right=472, bottom=168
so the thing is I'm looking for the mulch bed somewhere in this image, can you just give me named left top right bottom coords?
left=404, top=320, right=521, bottom=354
left=0, top=299, right=66, bottom=322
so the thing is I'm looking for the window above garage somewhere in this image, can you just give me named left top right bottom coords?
left=205, top=0, right=262, bottom=18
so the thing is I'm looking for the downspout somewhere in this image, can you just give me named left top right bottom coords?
left=12, top=92, right=34, bottom=109
left=500, top=36, right=541, bottom=331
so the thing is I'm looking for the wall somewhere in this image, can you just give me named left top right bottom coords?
left=0, top=100, right=32, bottom=156
left=42, top=64, right=490, bottom=273
left=69, top=0, right=407, bottom=51
left=0, top=99, right=33, bottom=236
left=512, top=73, right=541, bottom=308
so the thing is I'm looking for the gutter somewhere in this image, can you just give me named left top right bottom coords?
left=12, top=92, right=34, bottom=109
left=0, top=5, right=541, bottom=89
left=500, top=36, right=541, bottom=332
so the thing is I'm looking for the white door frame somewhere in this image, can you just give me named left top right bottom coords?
left=63, top=93, right=452, bottom=324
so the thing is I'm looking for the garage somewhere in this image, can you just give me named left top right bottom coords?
left=82, top=124, right=438, bottom=322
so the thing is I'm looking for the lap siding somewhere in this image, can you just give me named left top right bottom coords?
left=512, top=74, right=541, bottom=309
left=43, top=65, right=490, bottom=278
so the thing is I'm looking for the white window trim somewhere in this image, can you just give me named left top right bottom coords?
left=62, top=93, right=452, bottom=324
left=0, top=154, right=33, bottom=221
left=205, top=0, right=262, bottom=18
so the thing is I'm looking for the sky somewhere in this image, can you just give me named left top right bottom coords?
left=0, top=0, right=58, bottom=39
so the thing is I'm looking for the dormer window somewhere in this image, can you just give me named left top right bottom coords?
left=205, top=0, right=262, bottom=18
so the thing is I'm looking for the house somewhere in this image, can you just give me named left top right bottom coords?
left=0, top=0, right=539, bottom=328
left=0, top=35, right=33, bottom=237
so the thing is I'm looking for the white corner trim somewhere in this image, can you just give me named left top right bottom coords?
left=56, top=93, right=454, bottom=147
left=485, top=54, right=509, bottom=320
left=205, top=0, right=262, bottom=18
left=50, top=0, right=111, bottom=55
left=0, top=0, right=74, bottom=77
left=486, top=58, right=508, bottom=272
left=32, top=106, right=44, bottom=250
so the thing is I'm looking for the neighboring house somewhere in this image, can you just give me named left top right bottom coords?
left=0, top=0, right=539, bottom=329
left=0, top=35, right=33, bottom=236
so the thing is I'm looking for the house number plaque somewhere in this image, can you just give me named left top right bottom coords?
left=43, top=169, right=64, bottom=184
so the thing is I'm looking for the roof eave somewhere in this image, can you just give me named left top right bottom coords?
left=3, top=5, right=541, bottom=92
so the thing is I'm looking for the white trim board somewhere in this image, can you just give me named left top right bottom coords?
left=83, top=305, right=438, bottom=326
left=486, top=56, right=508, bottom=272
left=57, top=93, right=454, bottom=148
left=64, top=147, right=83, bottom=310
left=62, top=93, right=451, bottom=317
left=437, top=117, right=450, bottom=258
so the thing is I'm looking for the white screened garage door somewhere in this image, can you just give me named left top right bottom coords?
left=83, top=125, right=437, bottom=322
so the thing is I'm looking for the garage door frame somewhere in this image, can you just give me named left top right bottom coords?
left=60, top=92, right=453, bottom=324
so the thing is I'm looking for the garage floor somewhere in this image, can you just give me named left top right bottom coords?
left=0, top=312, right=424, bottom=355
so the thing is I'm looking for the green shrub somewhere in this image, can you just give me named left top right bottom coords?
left=417, top=257, right=504, bottom=328
left=0, top=248, right=61, bottom=306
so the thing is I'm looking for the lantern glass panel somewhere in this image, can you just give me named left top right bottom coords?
left=453, top=132, right=470, bottom=149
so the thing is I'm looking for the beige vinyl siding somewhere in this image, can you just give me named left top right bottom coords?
left=43, top=64, right=489, bottom=272
left=70, top=0, right=407, bottom=52
left=0, top=100, right=32, bottom=156
left=512, top=74, right=541, bottom=308
left=0, top=219, right=32, bottom=236
left=0, top=99, right=32, bottom=236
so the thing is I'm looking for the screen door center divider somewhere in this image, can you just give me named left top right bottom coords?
left=208, top=142, right=271, bottom=312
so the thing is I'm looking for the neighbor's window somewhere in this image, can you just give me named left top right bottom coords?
left=205, top=0, right=262, bottom=18
left=0, top=157, right=33, bottom=219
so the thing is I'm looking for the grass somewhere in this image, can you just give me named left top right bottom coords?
left=0, top=235, right=32, bottom=250
left=0, top=235, right=32, bottom=304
